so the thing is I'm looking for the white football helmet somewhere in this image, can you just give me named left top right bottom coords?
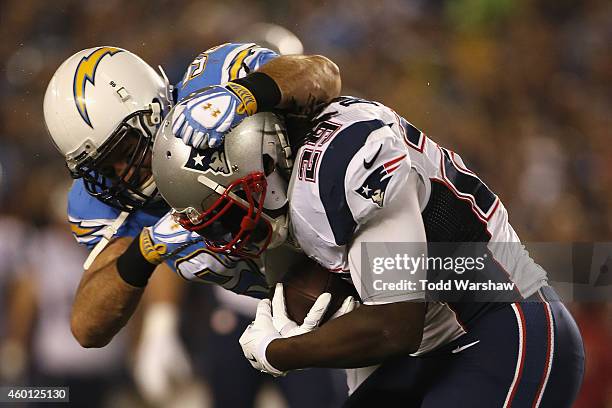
left=43, top=46, right=172, bottom=211
left=152, top=94, right=293, bottom=258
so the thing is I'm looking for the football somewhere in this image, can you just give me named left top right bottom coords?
left=272, top=257, right=359, bottom=325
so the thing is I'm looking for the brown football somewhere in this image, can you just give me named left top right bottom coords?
left=271, top=257, right=359, bottom=325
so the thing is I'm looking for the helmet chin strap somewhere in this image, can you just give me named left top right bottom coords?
left=267, top=213, right=289, bottom=249
left=83, top=210, right=130, bottom=269
left=83, top=176, right=157, bottom=270
left=139, top=176, right=157, bottom=196
left=157, top=65, right=174, bottom=110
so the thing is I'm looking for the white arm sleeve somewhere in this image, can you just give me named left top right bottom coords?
left=348, top=171, right=427, bottom=304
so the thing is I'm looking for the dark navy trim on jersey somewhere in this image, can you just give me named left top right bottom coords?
left=440, top=148, right=496, bottom=217
left=344, top=288, right=584, bottom=408
left=318, top=119, right=387, bottom=245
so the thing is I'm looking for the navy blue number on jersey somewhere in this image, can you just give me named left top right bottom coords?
left=439, top=148, right=498, bottom=221
left=298, top=149, right=321, bottom=182
left=297, top=121, right=341, bottom=183
left=395, top=113, right=497, bottom=221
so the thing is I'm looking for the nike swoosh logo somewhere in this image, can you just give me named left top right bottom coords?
left=363, top=145, right=383, bottom=169
left=451, top=340, right=480, bottom=354
left=247, top=354, right=257, bottom=362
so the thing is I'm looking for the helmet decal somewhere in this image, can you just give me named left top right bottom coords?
left=183, top=145, right=233, bottom=176
left=73, top=47, right=123, bottom=128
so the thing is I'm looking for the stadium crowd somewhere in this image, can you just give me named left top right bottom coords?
left=0, top=0, right=610, bottom=406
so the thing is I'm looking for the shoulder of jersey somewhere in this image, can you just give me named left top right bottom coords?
left=67, top=180, right=163, bottom=247
left=67, top=179, right=122, bottom=247
left=175, top=42, right=279, bottom=102
left=291, top=96, right=411, bottom=246
left=150, top=211, right=198, bottom=244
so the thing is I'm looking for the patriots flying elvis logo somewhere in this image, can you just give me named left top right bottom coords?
left=183, top=145, right=232, bottom=176
left=73, top=47, right=123, bottom=128
left=356, top=154, right=406, bottom=207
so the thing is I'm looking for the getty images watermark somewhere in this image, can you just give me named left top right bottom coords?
left=360, top=242, right=612, bottom=303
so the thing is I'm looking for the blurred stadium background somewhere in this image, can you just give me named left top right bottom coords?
left=0, top=0, right=610, bottom=406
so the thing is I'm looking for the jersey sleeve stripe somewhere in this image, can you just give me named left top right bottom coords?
left=383, top=154, right=407, bottom=169
left=318, top=119, right=386, bottom=245
left=229, top=46, right=255, bottom=80
left=221, top=43, right=255, bottom=83
left=69, top=222, right=104, bottom=237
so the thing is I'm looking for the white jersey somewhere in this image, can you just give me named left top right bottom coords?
left=288, top=96, right=548, bottom=353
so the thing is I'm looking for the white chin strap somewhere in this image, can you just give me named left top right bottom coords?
left=83, top=177, right=157, bottom=270
left=83, top=210, right=130, bottom=269
left=267, top=214, right=289, bottom=249
left=139, top=176, right=157, bottom=196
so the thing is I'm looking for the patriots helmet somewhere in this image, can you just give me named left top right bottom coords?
left=43, top=46, right=172, bottom=212
left=152, top=92, right=293, bottom=257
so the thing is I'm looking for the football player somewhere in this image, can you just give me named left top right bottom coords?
left=42, top=43, right=341, bottom=351
left=155, top=94, right=585, bottom=406
left=44, top=43, right=343, bottom=405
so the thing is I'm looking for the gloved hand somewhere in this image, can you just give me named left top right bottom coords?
left=271, top=283, right=332, bottom=337
left=239, top=299, right=285, bottom=377
left=330, top=294, right=358, bottom=320
left=133, top=303, right=193, bottom=405
left=172, top=83, right=257, bottom=149
left=138, top=227, right=168, bottom=265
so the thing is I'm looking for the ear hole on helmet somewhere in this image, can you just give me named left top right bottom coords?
left=263, top=154, right=275, bottom=176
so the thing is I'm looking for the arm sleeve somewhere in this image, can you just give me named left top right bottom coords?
left=347, top=165, right=428, bottom=305
left=176, top=43, right=279, bottom=101
left=345, top=125, right=413, bottom=227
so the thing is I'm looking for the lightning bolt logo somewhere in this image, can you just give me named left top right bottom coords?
left=69, top=221, right=104, bottom=237
left=73, top=47, right=123, bottom=128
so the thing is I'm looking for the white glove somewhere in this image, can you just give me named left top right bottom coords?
left=133, top=303, right=193, bottom=405
left=271, top=283, right=332, bottom=337
left=238, top=299, right=285, bottom=377
left=331, top=294, right=358, bottom=320
left=171, top=84, right=255, bottom=149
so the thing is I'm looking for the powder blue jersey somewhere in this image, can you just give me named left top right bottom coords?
left=66, top=43, right=278, bottom=297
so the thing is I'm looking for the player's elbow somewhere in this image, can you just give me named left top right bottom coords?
left=378, top=302, right=426, bottom=356
left=308, top=55, right=341, bottom=99
left=383, top=322, right=424, bottom=355
left=70, top=312, right=111, bottom=348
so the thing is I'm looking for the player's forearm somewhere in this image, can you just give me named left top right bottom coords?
left=267, top=301, right=425, bottom=370
left=256, top=54, right=341, bottom=111
left=72, top=228, right=167, bottom=347
left=71, top=237, right=144, bottom=348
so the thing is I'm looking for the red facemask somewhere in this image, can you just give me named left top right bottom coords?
left=172, top=172, right=273, bottom=258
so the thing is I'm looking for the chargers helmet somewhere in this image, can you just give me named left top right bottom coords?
left=43, top=46, right=172, bottom=212
left=152, top=96, right=292, bottom=258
